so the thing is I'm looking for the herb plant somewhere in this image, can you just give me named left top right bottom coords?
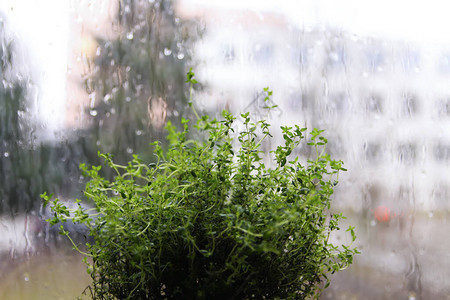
left=42, top=70, right=358, bottom=300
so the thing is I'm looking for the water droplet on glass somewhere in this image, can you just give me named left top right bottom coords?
left=330, top=52, right=339, bottom=62
left=125, top=97, right=131, bottom=102
left=96, top=140, right=101, bottom=146
left=177, top=53, right=185, bottom=60
left=3, top=152, right=9, bottom=158
left=126, top=148, right=133, bottom=154
left=126, top=32, right=134, bottom=40
left=135, top=130, right=142, bottom=136
left=89, top=110, right=98, bottom=116
left=103, top=94, right=111, bottom=103
left=164, top=48, right=172, bottom=56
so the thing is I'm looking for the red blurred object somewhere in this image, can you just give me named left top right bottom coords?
left=374, top=205, right=392, bottom=222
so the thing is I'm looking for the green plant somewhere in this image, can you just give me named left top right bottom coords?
left=42, top=70, right=358, bottom=300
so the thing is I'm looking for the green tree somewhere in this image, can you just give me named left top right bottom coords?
left=79, top=0, right=198, bottom=166
left=0, top=18, right=87, bottom=215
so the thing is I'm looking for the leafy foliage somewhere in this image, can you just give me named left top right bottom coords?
left=42, top=71, right=357, bottom=300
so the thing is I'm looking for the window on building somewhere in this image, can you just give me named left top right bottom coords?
left=291, top=47, right=308, bottom=67
left=327, top=92, right=347, bottom=113
left=221, top=44, right=235, bottom=63
left=326, top=44, right=346, bottom=69
left=432, top=183, right=450, bottom=209
left=365, top=94, right=383, bottom=115
left=366, top=49, right=384, bottom=72
left=435, top=98, right=450, bottom=117
left=398, top=143, right=416, bottom=165
left=400, top=92, right=418, bottom=117
left=437, top=53, right=450, bottom=74
left=434, top=143, right=450, bottom=161
left=364, top=141, right=381, bottom=163
left=252, top=43, right=273, bottom=65
left=287, top=91, right=309, bottom=111
left=400, top=48, right=420, bottom=73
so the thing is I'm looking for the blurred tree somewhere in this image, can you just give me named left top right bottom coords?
left=0, top=17, right=43, bottom=214
left=0, top=17, right=87, bottom=215
left=0, top=0, right=199, bottom=214
left=79, top=0, right=199, bottom=165
left=0, top=19, right=58, bottom=214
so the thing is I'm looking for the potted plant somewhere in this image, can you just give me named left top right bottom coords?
left=42, top=70, right=358, bottom=300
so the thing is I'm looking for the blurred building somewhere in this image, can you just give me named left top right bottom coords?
left=176, top=1, right=450, bottom=215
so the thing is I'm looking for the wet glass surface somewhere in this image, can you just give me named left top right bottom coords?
left=1, top=0, right=450, bottom=299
